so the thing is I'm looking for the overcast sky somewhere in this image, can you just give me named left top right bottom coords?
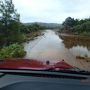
left=13, top=0, right=90, bottom=23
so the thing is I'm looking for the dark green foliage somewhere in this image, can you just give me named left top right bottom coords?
left=0, top=0, right=22, bottom=46
left=63, top=17, right=76, bottom=27
left=20, top=23, right=44, bottom=34
left=73, top=21, right=90, bottom=33
left=20, top=23, right=30, bottom=33
left=0, top=0, right=27, bottom=58
left=27, top=23, right=44, bottom=32
left=62, top=17, right=90, bottom=35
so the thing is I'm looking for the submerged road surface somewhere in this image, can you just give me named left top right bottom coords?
left=24, top=30, right=90, bottom=71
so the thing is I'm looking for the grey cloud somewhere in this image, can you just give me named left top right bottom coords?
left=13, top=0, right=90, bottom=23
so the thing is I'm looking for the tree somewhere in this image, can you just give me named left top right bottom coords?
left=73, top=21, right=90, bottom=34
left=27, top=23, right=43, bottom=32
left=0, top=0, right=20, bottom=45
left=61, top=17, right=90, bottom=35
left=63, top=17, right=76, bottom=27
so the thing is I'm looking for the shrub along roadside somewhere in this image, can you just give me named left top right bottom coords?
left=0, top=43, right=26, bottom=59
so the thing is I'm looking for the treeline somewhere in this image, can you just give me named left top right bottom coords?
left=20, top=23, right=45, bottom=34
left=61, top=17, right=90, bottom=35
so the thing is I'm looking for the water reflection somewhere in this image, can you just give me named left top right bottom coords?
left=60, top=35, right=90, bottom=57
left=60, top=35, right=90, bottom=50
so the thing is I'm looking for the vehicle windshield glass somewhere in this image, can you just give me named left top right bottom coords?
left=0, top=0, right=90, bottom=73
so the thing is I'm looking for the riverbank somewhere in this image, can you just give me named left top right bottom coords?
left=56, top=29, right=90, bottom=48
left=0, top=30, right=43, bottom=59
left=26, top=30, right=43, bottom=41
left=57, top=29, right=90, bottom=37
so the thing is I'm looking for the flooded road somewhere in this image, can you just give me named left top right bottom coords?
left=24, top=30, right=90, bottom=71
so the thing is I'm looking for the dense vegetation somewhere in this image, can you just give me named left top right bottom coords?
left=60, top=17, right=90, bottom=36
left=0, top=43, right=26, bottom=59
left=0, top=0, right=44, bottom=59
left=20, top=23, right=45, bottom=34
left=0, top=0, right=21, bottom=46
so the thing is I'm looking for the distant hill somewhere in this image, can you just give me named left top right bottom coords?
left=24, top=22, right=61, bottom=29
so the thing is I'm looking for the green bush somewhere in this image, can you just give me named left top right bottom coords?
left=0, top=43, right=26, bottom=59
left=12, top=33, right=27, bottom=43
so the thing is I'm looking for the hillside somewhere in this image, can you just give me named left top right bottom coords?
left=24, top=22, right=61, bottom=29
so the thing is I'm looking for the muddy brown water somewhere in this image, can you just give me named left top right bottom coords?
left=24, top=30, right=90, bottom=71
